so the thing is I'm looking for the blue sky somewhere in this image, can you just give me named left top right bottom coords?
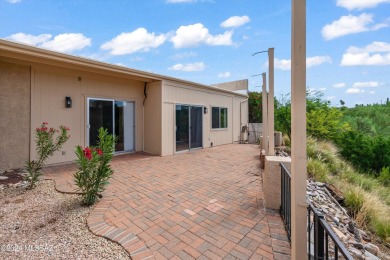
left=1, top=0, right=389, bottom=107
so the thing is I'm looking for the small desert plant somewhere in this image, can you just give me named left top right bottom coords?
left=74, top=128, right=116, bottom=206
left=344, top=186, right=365, bottom=219
left=307, top=158, right=329, bottom=183
left=25, top=122, right=70, bottom=189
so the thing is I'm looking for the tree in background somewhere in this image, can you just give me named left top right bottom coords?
left=275, top=91, right=349, bottom=141
left=248, top=91, right=262, bottom=123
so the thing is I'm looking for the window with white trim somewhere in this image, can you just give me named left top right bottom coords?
left=211, top=107, right=228, bottom=129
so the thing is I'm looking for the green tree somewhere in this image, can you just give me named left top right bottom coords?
left=275, top=91, right=349, bottom=141
left=248, top=91, right=262, bottom=123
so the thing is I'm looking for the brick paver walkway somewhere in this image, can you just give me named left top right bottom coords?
left=44, top=144, right=290, bottom=260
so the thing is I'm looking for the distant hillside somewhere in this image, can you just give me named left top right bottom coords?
left=341, top=104, right=390, bottom=137
left=336, top=104, right=390, bottom=174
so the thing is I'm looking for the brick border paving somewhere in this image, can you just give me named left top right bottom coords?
left=44, top=145, right=291, bottom=259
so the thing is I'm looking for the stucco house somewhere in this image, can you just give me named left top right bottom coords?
left=0, top=39, right=248, bottom=170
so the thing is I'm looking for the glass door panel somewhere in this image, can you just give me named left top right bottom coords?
left=115, top=101, right=125, bottom=152
left=176, top=105, right=189, bottom=151
left=123, top=102, right=135, bottom=151
left=190, top=106, right=203, bottom=149
left=89, top=99, right=113, bottom=147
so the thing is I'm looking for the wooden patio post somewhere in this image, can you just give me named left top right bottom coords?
left=262, top=72, right=269, bottom=155
left=291, top=0, right=307, bottom=259
left=268, top=48, right=275, bottom=155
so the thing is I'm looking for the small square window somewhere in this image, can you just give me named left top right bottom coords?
left=211, top=107, right=228, bottom=129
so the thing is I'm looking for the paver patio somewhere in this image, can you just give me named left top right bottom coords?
left=44, top=144, right=290, bottom=260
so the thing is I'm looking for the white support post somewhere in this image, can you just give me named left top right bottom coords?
left=262, top=73, right=269, bottom=155
left=291, top=0, right=307, bottom=259
left=268, top=48, right=275, bottom=155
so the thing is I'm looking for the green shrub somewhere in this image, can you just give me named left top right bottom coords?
left=378, top=167, right=390, bottom=186
left=307, top=158, right=329, bottom=183
left=372, top=219, right=390, bottom=243
left=74, top=128, right=116, bottom=206
left=344, top=186, right=365, bottom=219
left=25, top=122, right=70, bottom=189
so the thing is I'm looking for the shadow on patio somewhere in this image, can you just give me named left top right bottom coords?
left=44, top=144, right=290, bottom=260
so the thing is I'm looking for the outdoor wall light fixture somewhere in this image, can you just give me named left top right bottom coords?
left=65, top=96, right=72, bottom=108
left=204, top=107, right=208, bottom=114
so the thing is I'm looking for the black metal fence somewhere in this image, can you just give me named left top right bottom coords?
left=280, top=162, right=291, bottom=240
left=279, top=163, right=353, bottom=259
left=308, top=204, right=353, bottom=260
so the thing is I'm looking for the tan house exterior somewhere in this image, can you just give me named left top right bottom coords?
left=0, top=39, right=248, bottom=170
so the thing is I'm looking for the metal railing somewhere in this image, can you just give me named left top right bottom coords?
left=308, top=204, right=353, bottom=260
left=279, top=163, right=353, bottom=259
left=280, top=162, right=291, bottom=240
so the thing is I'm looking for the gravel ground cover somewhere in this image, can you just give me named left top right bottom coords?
left=0, top=180, right=130, bottom=260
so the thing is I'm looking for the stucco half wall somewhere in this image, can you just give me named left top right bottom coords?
left=0, top=61, right=31, bottom=170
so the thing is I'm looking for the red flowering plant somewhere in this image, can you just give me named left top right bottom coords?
left=74, top=127, right=116, bottom=205
left=25, top=122, right=70, bottom=189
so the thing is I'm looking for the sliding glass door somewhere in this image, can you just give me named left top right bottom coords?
left=89, top=100, right=113, bottom=147
left=176, top=104, right=202, bottom=152
left=190, top=106, right=203, bottom=149
left=88, top=98, right=134, bottom=152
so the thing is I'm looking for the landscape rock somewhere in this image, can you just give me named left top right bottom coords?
left=0, top=176, right=8, bottom=180
left=349, top=247, right=364, bottom=260
left=350, top=242, right=364, bottom=250
left=364, top=243, right=380, bottom=256
left=365, top=250, right=381, bottom=260
left=307, top=179, right=386, bottom=259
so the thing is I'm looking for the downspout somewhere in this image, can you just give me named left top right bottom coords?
left=143, top=82, right=147, bottom=152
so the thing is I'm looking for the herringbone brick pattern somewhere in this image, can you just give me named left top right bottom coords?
left=44, top=144, right=290, bottom=259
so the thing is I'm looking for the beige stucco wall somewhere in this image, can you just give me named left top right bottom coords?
left=263, top=156, right=291, bottom=209
left=30, top=63, right=145, bottom=165
left=0, top=61, right=31, bottom=170
left=161, top=80, right=248, bottom=156
left=144, top=81, right=162, bottom=155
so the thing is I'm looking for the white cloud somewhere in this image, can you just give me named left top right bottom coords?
left=6, top=0, right=21, bottom=3
left=307, top=56, right=332, bottom=67
left=333, top=83, right=346, bottom=88
left=170, top=23, right=233, bottom=48
left=352, top=81, right=380, bottom=88
left=168, top=62, right=205, bottom=71
left=326, top=96, right=336, bottom=100
left=170, top=52, right=197, bottom=59
left=217, top=72, right=231, bottom=78
left=40, top=33, right=91, bottom=53
left=336, top=0, right=390, bottom=10
left=321, top=13, right=387, bottom=40
left=5, top=32, right=91, bottom=53
left=319, top=88, right=327, bottom=92
left=101, top=28, right=167, bottom=55
left=6, top=33, right=51, bottom=45
left=220, top=16, right=251, bottom=28
left=341, top=41, right=390, bottom=66
left=369, top=91, right=376, bottom=94
left=346, top=88, right=362, bottom=94
left=274, top=58, right=291, bottom=70
left=272, top=56, right=331, bottom=70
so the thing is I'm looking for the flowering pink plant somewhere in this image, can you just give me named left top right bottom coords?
left=74, top=128, right=116, bottom=205
left=25, top=122, right=70, bottom=189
